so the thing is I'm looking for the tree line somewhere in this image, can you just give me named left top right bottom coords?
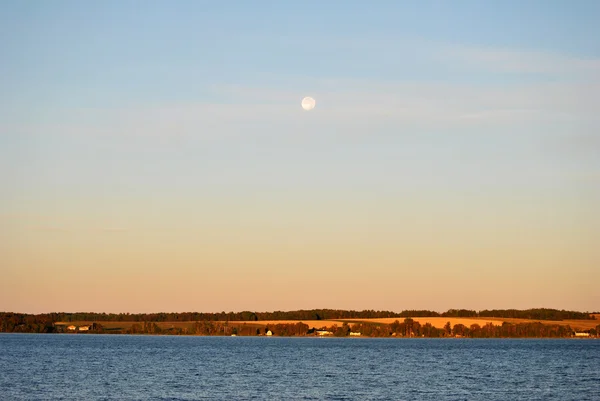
left=441, top=308, right=594, bottom=320
left=353, top=318, right=594, bottom=338
left=63, top=319, right=600, bottom=338
left=2, top=314, right=599, bottom=338
left=0, top=308, right=593, bottom=331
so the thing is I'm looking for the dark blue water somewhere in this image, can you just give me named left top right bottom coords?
left=1, top=334, right=599, bottom=400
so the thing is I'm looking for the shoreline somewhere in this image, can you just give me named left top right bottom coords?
left=2, top=332, right=598, bottom=340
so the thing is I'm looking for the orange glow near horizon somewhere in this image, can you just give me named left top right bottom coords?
left=2, top=189, right=598, bottom=314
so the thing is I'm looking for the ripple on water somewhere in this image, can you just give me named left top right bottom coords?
left=0, top=335, right=599, bottom=400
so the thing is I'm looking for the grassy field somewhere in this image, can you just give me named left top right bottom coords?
left=338, top=317, right=599, bottom=331
left=339, top=317, right=505, bottom=328
left=494, top=318, right=599, bottom=331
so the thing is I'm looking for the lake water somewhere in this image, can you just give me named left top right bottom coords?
left=0, top=334, right=599, bottom=400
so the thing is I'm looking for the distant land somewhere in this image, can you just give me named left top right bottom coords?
left=2, top=308, right=599, bottom=338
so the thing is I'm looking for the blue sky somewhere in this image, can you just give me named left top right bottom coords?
left=2, top=1, right=598, bottom=196
left=1, top=1, right=599, bottom=312
left=2, top=1, right=600, bottom=106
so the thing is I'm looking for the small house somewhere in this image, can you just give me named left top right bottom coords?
left=266, top=330, right=273, bottom=336
left=67, top=325, right=76, bottom=331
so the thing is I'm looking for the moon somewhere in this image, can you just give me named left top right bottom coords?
left=301, top=96, right=316, bottom=111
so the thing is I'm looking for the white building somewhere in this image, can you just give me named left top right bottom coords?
left=266, top=330, right=273, bottom=336
left=349, top=332, right=361, bottom=336
left=574, top=332, right=590, bottom=337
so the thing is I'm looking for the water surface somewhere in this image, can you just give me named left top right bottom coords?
left=1, top=334, right=598, bottom=400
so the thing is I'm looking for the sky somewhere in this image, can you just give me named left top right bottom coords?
left=1, top=1, right=599, bottom=314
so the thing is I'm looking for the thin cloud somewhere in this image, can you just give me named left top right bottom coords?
left=7, top=67, right=599, bottom=138
left=234, top=32, right=600, bottom=74
left=237, top=34, right=600, bottom=79
left=439, top=44, right=600, bottom=77
left=206, top=80, right=599, bottom=125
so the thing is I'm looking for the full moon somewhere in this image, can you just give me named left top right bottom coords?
left=301, top=96, right=316, bottom=111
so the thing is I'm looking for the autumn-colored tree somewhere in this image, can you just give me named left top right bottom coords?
left=390, top=320, right=402, bottom=334
left=443, top=322, right=452, bottom=336
left=452, top=324, right=468, bottom=337
left=404, top=318, right=414, bottom=337
left=469, top=324, right=481, bottom=338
